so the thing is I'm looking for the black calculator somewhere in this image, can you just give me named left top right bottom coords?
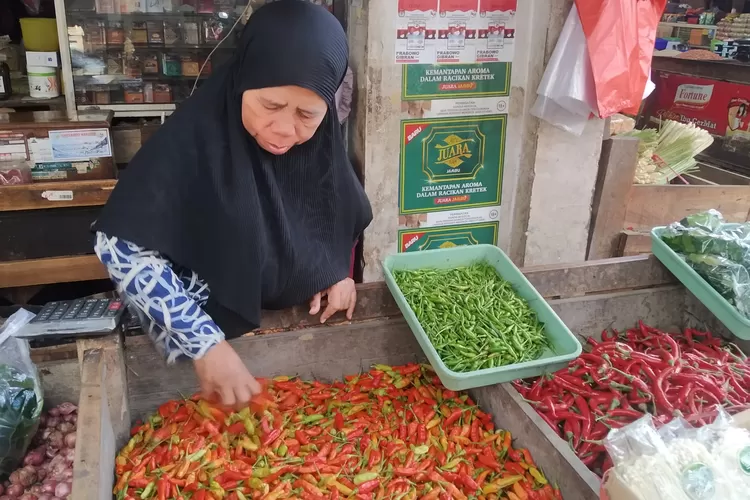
left=17, top=298, right=125, bottom=338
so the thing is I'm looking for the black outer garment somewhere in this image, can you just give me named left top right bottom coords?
left=94, top=0, right=373, bottom=338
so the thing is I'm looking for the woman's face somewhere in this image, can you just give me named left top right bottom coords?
left=241, top=86, right=328, bottom=155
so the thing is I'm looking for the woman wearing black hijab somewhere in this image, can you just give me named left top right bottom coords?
left=93, top=0, right=372, bottom=406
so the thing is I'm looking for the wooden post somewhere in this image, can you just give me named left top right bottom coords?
left=587, top=136, right=640, bottom=260
left=71, top=348, right=116, bottom=500
left=76, top=333, right=131, bottom=446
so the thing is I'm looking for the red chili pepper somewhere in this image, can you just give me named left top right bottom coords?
left=262, top=428, right=282, bottom=447
left=444, top=409, right=462, bottom=427
left=358, top=479, right=380, bottom=494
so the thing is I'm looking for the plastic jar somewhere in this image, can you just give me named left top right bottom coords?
left=27, top=66, right=60, bottom=98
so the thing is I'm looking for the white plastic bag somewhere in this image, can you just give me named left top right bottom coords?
left=530, top=4, right=599, bottom=136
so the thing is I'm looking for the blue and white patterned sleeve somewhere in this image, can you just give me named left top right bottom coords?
left=94, top=231, right=225, bottom=363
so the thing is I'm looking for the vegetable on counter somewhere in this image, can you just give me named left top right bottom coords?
left=0, top=402, right=78, bottom=500
left=115, top=363, right=560, bottom=500
left=0, top=364, right=42, bottom=480
left=393, top=264, right=551, bottom=372
left=624, top=120, right=713, bottom=184
left=660, top=209, right=750, bottom=318
left=514, top=321, right=750, bottom=476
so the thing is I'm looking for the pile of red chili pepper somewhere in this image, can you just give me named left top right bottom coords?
left=114, top=363, right=561, bottom=500
left=512, top=321, right=750, bottom=476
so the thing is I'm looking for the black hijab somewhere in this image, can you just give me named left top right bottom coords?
left=94, top=0, right=372, bottom=336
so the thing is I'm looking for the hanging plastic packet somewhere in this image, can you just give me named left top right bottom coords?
left=529, top=4, right=598, bottom=136
left=657, top=412, right=740, bottom=500
left=574, top=0, right=667, bottom=117
left=603, top=415, right=690, bottom=500
left=0, top=309, right=44, bottom=478
left=695, top=406, right=750, bottom=492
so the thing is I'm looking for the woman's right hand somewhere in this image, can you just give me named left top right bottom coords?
left=193, top=340, right=262, bottom=407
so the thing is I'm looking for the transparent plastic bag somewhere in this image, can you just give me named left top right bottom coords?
left=530, top=4, right=598, bottom=136
left=603, top=415, right=690, bottom=500
left=660, top=210, right=750, bottom=318
left=0, top=309, right=43, bottom=479
left=696, top=407, right=750, bottom=491
left=657, top=415, right=739, bottom=500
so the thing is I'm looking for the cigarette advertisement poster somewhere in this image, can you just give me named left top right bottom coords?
left=399, top=222, right=499, bottom=252
left=476, top=0, right=517, bottom=62
left=399, top=115, right=505, bottom=214
left=436, top=0, right=478, bottom=64
left=396, top=0, right=439, bottom=64
left=402, top=62, right=510, bottom=100
left=651, top=70, right=750, bottom=138
left=395, top=0, right=516, bottom=64
left=401, top=62, right=511, bottom=118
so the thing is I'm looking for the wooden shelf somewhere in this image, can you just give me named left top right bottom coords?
left=0, top=255, right=108, bottom=288
left=0, top=179, right=116, bottom=212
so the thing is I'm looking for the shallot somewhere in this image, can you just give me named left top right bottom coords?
left=54, top=424, right=73, bottom=436
left=53, top=483, right=70, bottom=499
left=55, top=404, right=75, bottom=416
left=6, top=484, right=24, bottom=497
left=62, top=434, right=75, bottom=450
left=3, top=403, right=77, bottom=500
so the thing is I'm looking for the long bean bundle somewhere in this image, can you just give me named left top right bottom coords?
left=394, top=263, right=550, bottom=372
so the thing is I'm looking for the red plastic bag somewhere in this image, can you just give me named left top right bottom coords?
left=575, top=0, right=666, bottom=118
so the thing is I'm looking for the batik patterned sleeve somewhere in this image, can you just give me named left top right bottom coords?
left=94, top=231, right=224, bottom=363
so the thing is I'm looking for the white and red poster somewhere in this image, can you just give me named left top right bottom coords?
left=436, top=0, right=478, bottom=63
left=396, top=0, right=439, bottom=64
left=651, top=71, right=750, bottom=139
left=476, top=0, right=517, bottom=62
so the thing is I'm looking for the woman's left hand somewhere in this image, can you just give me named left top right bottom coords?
left=309, top=278, right=356, bottom=323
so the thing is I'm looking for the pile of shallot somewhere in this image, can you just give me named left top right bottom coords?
left=0, top=403, right=77, bottom=500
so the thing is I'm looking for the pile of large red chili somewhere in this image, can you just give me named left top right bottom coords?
left=115, top=363, right=561, bottom=500
left=513, top=321, right=750, bottom=476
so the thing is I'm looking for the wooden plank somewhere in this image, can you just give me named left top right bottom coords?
left=522, top=254, right=676, bottom=298
left=71, top=348, right=116, bottom=500
left=0, top=179, right=116, bottom=212
left=257, top=282, right=401, bottom=333
left=0, top=254, right=108, bottom=288
left=0, top=206, right=101, bottom=261
left=31, top=342, right=79, bottom=363
left=617, top=230, right=653, bottom=257
left=624, top=185, right=750, bottom=231
left=37, top=358, right=81, bottom=407
left=587, top=136, right=640, bottom=259
left=77, top=334, right=131, bottom=445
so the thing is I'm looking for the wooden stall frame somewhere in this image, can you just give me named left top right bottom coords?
left=68, top=255, right=705, bottom=499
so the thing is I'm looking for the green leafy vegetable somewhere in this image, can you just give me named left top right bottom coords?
left=0, top=363, right=42, bottom=478
left=660, top=210, right=750, bottom=319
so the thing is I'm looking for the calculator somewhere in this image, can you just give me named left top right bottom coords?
left=16, top=298, right=126, bottom=339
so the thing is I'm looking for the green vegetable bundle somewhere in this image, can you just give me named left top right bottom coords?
left=393, top=263, right=551, bottom=373
left=0, top=363, right=42, bottom=478
left=661, top=210, right=750, bottom=318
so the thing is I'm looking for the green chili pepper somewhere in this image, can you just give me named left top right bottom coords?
left=393, top=263, right=552, bottom=373
left=140, top=482, right=155, bottom=499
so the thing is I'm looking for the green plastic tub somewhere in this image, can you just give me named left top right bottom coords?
left=651, top=227, right=750, bottom=340
left=383, top=244, right=582, bottom=391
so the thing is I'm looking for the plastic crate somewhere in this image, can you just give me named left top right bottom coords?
left=383, top=244, right=582, bottom=391
left=651, top=227, right=750, bottom=340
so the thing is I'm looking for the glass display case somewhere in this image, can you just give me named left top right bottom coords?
left=59, top=0, right=334, bottom=116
